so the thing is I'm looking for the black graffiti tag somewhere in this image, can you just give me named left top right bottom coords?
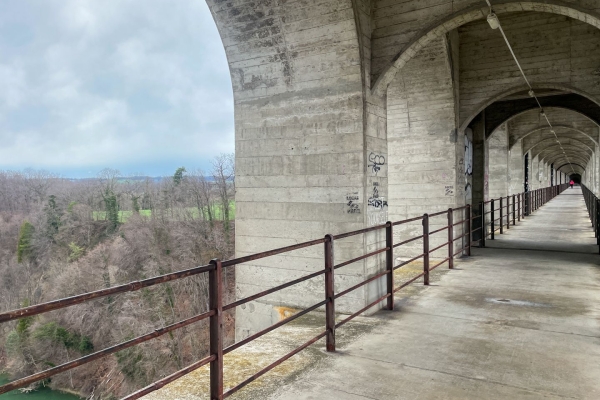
left=368, top=152, right=385, bottom=175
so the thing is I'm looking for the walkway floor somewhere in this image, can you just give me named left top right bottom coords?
left=270, top=187, right=600, bottom=400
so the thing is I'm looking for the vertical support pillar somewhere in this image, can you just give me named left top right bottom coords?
left=209, top=259, right=223, bottom=400
left=518, top=193, right=521, bottom=221
left=466, top=205, right=472, bottom=256
left=423, top=214, right=429, bottom=285
left=448, top=209, right=454, bottom=268
left=479, top=202, right=485, bottom=248
left=491, top=199, right=495, bottom=240
left=324, top=234, right=335, bottom=352
left=385, top=223, right=394, bottom=310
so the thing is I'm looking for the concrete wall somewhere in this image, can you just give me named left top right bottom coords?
left=488, top=124, right=509, bottom=199
left=509, top=139, right=524, bottom=195
left=387, top=36, right=465, bottom=259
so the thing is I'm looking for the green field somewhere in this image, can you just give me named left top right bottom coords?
left=93, top=202, right=235, bottom=223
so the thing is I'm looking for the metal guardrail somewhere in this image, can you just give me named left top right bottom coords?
left=581, top=184, right=600, bottom=254
left=0, top=184, right=568, bottom=399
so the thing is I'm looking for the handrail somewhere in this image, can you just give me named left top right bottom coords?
left=0, top=184, right=569, bottom=399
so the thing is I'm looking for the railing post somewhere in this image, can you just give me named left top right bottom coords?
left=499, top=197, right=504, bottom=234
left=506, top=196, right=510, bottom=230
left=466, top=204, right=472, bottom=256
left=491, top=199, right=495, bottom=240
left=479, top=202, right=485, bottom=248
left=324, top=234, right=335, bottom=352
left=447, top=209, right=454, bottom=268
left=423, top=214, right=429, bottom=285
left=512, top=195, right=516, bottom=225
left=596, top=200, right=600, bottom=247
left=386, top=222, right=394, bottom=310
left=209, top=259, right=223, bottom=400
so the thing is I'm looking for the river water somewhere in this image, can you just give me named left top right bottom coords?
left=0, top=375, right=81, bottom=399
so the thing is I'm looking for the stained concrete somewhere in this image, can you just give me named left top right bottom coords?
left=269, top=188, right=600, bottom=399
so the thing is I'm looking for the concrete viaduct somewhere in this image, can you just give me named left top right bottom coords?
left=204, top=0, right=600, bottom=339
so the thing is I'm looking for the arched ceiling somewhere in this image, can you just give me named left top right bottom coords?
left=372, top=0, right=600, bottom=96
left=539, top=148, right=590, bottom=167
left=485, top=94, right=600, bottom=138
left=507, top=107, right=600, bottom=149
left=534, top=141, right=593, bottom=164
left=522, top=128, right=597, bottom=154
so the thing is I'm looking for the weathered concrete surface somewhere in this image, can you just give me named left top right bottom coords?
left=269, top=188, right=600, bottom=400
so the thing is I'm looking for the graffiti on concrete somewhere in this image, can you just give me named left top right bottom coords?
left=368, top=152, right=386, bottom=175
left=445, top=185, right=454, bottom=196
left=346, top=192, right=361, bottom=214
left=367, top=182, right=388, bottom=209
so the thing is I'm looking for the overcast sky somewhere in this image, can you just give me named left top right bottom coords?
left=0, top=0, right=233, bottom=178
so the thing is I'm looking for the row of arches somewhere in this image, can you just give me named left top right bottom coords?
left=205, top=0, right=600, bottom=337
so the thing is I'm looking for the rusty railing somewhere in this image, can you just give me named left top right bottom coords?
left=0, top=184, right=568, bottom=399
left=581, top=184, right=600, bottom=254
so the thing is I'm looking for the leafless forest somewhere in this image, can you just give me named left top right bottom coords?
left=0, top=154, right=235, bottom=399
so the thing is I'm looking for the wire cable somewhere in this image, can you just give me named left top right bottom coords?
left=484, top=1, right=576, bottom=174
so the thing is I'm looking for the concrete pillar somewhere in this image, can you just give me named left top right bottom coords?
left=509, top=139, right=524, bottom=195
left=471, top=112, right=487, bottom=206
left=488, top=124, right=509, bottom=199
left=387, top=37, right=464, bottom=259
left=531, top=155, right=540, bottom=190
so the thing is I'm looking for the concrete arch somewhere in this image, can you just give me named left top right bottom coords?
left=519, top=125, right=598, bottom=152
left=525, top=136, right=594, bottom=156
left=556, top=162, right=586, bottom=174
left=461, top=84, right=600, bottom=135
left=545, top=153, right=589, bottom=168
left=532, top=141, right=593, bottom=162
left=505, top=107, right=600, bottom=148
left=372, top=0, right=600, bottom=96
left=539, top=148, right=591, bottom=166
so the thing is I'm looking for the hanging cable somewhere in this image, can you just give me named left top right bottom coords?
left=484, top=1, right=576, bottom=174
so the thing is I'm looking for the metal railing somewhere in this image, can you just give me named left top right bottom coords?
left=481, top=184, right=568, bottom=243
left=0, top=184, right=567, bottom=399
left=581, top=184, right=600, bottom=254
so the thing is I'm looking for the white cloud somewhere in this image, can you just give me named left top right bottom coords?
left=0, top=0, right=234, bottom=177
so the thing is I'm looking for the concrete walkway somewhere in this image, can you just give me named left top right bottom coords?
left=270, top=188, right=600, bottom=400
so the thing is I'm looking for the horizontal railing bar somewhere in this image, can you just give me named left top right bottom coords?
left=471, top=226, right=482, bottom=233
left=222, top=238, right=326, bottom=267
left=429, top=210, right=449, bottom=217
left=453, top=232, right=468, bottom=241
left=223, top=299, right=327, bottom=355
left=335, top=293, right=390, bottom=329
left=394, top=272, right=425, bottom=292
left=453, top=248, right=465, bottom=257
left=334, top=247, right=389, bottom=270
left=429, top=225, right=448, bottom=235
left=0, top=309, right=214, bottom=395
left=122, top=355, right=215, bottom=400
left=429, top=242, right=448, bottom=253
left=430, top=257, right=449, bottom=271
left=334, top=270, right=389, bottom=300
left=223, top=270, right=325, bottom=311
left=393, top=215, right=424, bottom=226
left=223, top=331, right=326, bottom=398
left=0, top=264, right=215, bottom=323
left=393, top=235, right=423, bottom=248
left=453, top=205, right=468, bottom=211
left=332, top=224, right=386, bottom=240
left=394, top=253, right=425, bottom=270
left=452, top=220, right=465, bottom=227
